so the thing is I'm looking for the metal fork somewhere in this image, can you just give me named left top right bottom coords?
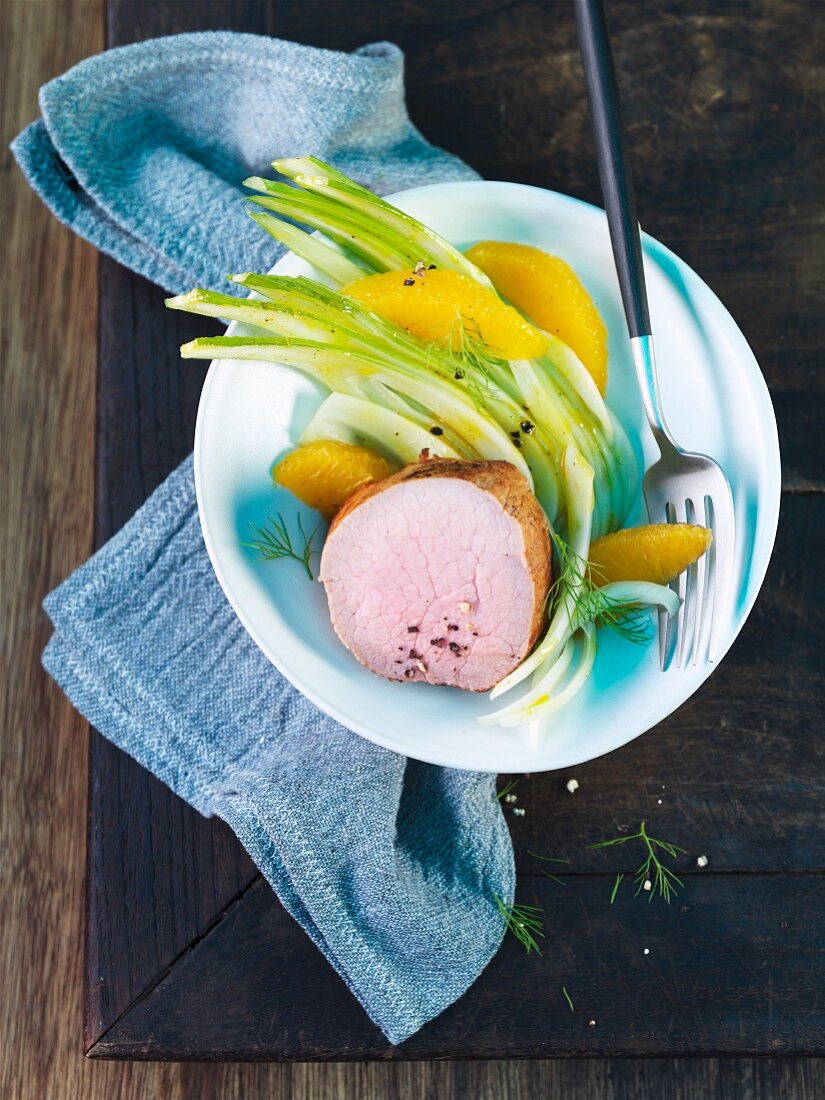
left=575, top=0, right=735, bottom=667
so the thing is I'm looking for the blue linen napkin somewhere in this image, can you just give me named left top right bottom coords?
left=12, top=33, right=478, bottom=295
left=14, top=32, right=515, bottom=1045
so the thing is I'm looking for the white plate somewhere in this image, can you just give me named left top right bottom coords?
left=194, top=180, right=780, bottom=773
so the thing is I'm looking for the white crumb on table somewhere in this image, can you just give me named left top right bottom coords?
left=566, top=778, right=579, bottom=794
left=643, top=880, right=652, bottom=892
left=696, top=854, right=708, bottom=868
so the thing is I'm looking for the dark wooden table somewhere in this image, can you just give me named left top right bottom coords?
left=85, top=0, right=823, bottom=1061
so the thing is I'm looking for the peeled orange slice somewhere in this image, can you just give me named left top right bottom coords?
left=588, top=524, right=713, bottom=586
left=464, top=241, right=609, bottom=393
left=274, top=440, right=396, bottom=520
left=342, top=267, right=549, bottom=360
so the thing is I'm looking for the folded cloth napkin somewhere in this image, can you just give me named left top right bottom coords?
left=12, top=32, right=478, bottom=295
left=14, top=33, right=514, bottom=1045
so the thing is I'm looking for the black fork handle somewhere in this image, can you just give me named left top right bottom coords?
left=575, top=0, right=651, bottom=340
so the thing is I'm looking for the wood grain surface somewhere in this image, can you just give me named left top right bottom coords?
left=89, top=0, right=825, bottom=1064
left=2, top=0, right=823, bottom=1097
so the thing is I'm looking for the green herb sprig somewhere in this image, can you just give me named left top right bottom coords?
left=243, top=513, right=319, bottom=580
left=420, top=315, right=509, bottom=414
left=527, top=849, right=571, bottom=887
left=527, top=850, right=570, bottom=865
left=590, top=822, right=686, bottom=903
left=448, top=318, right=506, bottom=404
left=492, top=777, right=520, bottom=802
left=561, top=986, right=575, bottom=1012
left=494, top=894, right=545, bottom=955
left=551, top=535, right=653, bottom=646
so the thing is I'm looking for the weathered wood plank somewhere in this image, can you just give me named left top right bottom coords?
left=84, top=0, right=825, bottom=1066
left=87, top=433, right=825, bottom=1050
left=88, top=872, right=825, bottom=1059
left=87, top=263, right=251, bottom=1048
left=6, top=0, right=822, bottom=1092
left=85, top=1, right=281, bottom=1046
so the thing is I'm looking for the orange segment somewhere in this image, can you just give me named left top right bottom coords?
left=274, top=440, right=396, bottom=520
left=588, top=524, right=713, bottom=587
left=464, top=241, right=609, bottom=393
left=342, top=267, right=548, bottom=360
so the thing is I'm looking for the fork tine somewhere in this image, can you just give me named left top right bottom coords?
left=658, top=606, right=675, bottom=669
left=657, top=508, right=670, bottom=669
left=707, top=484, right=735, bottom=661
left=678, top=559, right=699, bottom=666
left=697, top=498, right=719, bottom=663
left=677, top=499, right=698, bottom=667
left=691, top=495, right=710, bottom=664
left=648, top=497, right=671, bottom=669
left=660, top=501, right=682, bottom=670
left=663, top=577, right=682, bottom=670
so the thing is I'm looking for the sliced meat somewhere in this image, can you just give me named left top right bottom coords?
left=319, top=456, right=551, bottom=692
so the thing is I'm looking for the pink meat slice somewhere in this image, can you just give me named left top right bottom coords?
left=319, top=458, right=551, bottom=692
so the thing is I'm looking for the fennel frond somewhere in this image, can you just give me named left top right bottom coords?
left=243, top=513, right=319, bottom=580
left=589, top=822, right=686, bottom=903
left=494, top=894, right=545, bottom=955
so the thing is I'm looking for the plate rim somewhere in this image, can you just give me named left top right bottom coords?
left=194, top=178, right=782, bottom=772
